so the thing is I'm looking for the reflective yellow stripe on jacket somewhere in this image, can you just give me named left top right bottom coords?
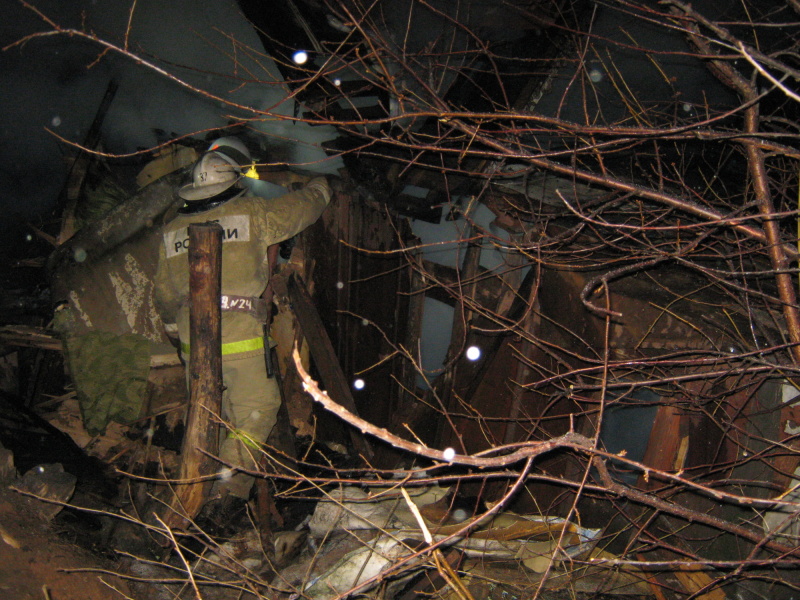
left=180, top=336, right=264, bottom=356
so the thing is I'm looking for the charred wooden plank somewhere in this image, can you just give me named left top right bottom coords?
left=287, top=272, right=374, bottom=460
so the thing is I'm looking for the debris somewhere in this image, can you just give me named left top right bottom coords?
left=763, top=467, right=800, bottom=545
left=11, top=463, right=76, bottom=520
left=286, top=533, right=418, bottom=600
left=0, top=444, right=16, bottom=483
left=0, top=524, right=20, bottom=549
left=0, top=325, right=62, bottom=352
left=274, top=529, right=307, bottom=567
left=310, top=535, right=416, bottom=599
left=308, top=486, right=599, bottom=567
left=294, top=486, right=605, bottom=599
left=276, top=530, right=379, bottom=596
left=307, top=485, right=450, bottom=539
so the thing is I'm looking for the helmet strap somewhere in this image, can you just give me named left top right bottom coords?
left=179, top=186, right=245, bottom=214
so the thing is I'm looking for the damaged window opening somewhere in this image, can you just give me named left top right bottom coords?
left=1, top=0, right=800, bottom=599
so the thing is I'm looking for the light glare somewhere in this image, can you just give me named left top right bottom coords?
left=292, top=50, right=309, bottom=65
left=466, top=346, right=481, bottom=361
left=353, top=378, right=365, bottom=390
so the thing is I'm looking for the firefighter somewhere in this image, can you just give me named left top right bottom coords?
left=154, top=137, right=330, bottom=527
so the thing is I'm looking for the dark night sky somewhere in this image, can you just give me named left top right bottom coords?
left=0, top=0, right=341, bottom=256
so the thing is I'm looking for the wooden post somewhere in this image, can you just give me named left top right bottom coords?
left=164, top=222, right=223, bottom=530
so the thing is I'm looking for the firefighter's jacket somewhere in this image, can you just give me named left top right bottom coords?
left=154, top=178, right=331, bottom=359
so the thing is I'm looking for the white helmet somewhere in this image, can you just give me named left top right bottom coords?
left=178, top=151, right=242, bottom=201
left=206, top=137, right=252, bottom=170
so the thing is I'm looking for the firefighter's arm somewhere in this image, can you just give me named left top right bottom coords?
left=302, top=176, right=332, bottom=206
left=262, top=176, right=331, bottom=244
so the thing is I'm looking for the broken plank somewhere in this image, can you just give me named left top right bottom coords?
left=286, top=272, right=374, bottom=459
left=674, top=562, right=727, bottom=600
left=0, top=325, right=62, bottom=352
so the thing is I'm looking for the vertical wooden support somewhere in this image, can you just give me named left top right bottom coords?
left=378, top=253, right=433, bottom=456
left=287, top=272, right=374, bottom=460
left=404, top=255, right=426, bottom=397
left=437, top=265, right=538, bottom=450
left=446, top=234, right=482, bottom=367
left=503, top=279, right=540, bottom=445
left=435, top=236, right=482, bottom=449
left=164, top=222, right=223, bottom=530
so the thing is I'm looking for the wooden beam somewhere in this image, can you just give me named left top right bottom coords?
left=47, top=172, right=183, bottom=284
left=57, top=79, right=119, bottom=245
left=164, top=223, right=223, bottom=530
left=0, top=325, right=182, bottom=368
left=446, top=236, right=482, bottom=362
left=287, top=272, right=374, bottom=460
left=0, top=325, right=62, bottom=352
